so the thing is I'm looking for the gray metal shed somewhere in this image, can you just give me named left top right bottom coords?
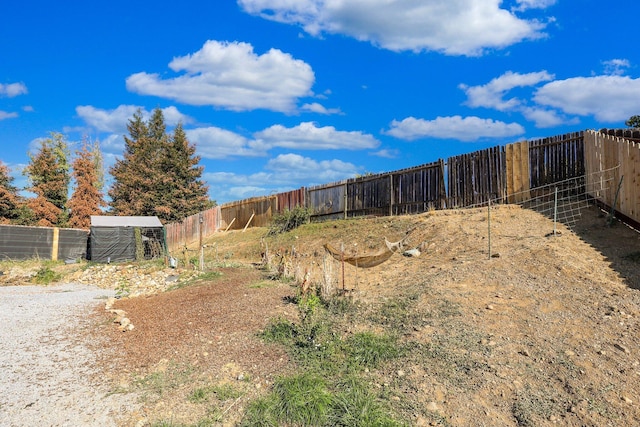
left=89, top=216, right=165, bottom=263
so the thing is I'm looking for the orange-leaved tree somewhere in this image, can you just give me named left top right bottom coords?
left=0, top=160, right=22, bottom=224
left=68, top=139, right=106, bottom=229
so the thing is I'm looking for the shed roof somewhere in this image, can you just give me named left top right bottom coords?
left=90, top=216, right=163, bottom=228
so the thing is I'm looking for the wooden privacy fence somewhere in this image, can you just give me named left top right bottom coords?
left=306, top=160, right=447, bottom=219
left=448, top=146, right=506, bottom=207
left=392, top=161, right=446, bottom=214
left=163, top=128, right=640, bottom=248
left=307, top=181, right=346, bottom=220
left=584, top=130, right=640, bottom=224
left=529, top=131, right=584, bottom=188
left=220, top=196, right=277, bottom=231
left=165, top=206, right=220, bottom=252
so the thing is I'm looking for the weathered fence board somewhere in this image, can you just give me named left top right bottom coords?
left=392, top=160, right=446, bottom=213
left=448, top=146, right=506, bottom=207
left=346, top=174, right=391, bottom=217
left=529, top=132, right=584, bottom=189
left=276, top=188, right=305, bottom=213
left=307, top=181, right=346, bottom=220
left=600, top=128, right=640, bottom=143
left=506, top=141, right=530, bottom=203
left=165, top=206, right=220, bottom=252
left=220, top=196, right=276, bottom=230
left=584, top=130, right=640, bottom=224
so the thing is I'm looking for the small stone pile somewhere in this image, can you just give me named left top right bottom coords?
left=105, top=297, right=134, bottom=332
left=71, top=263, right=203, bottom=297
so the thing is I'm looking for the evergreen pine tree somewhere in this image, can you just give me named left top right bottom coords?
left=109, top=109, right=152, bottom=216
left=68, top=139, right=107, bottom=228
left=157, top=123, right=213, bottom=221
left=109, top=108, right=212, bottom=222
left=0, top=161, right=21, bottom=224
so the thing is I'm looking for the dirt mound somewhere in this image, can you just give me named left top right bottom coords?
left=92, top=204, right=640, bottom=426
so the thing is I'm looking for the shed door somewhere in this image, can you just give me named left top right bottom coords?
left=89, top=227, right=135, bottom=263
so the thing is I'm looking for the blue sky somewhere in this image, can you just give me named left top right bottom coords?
left=1, top=0, right=638, bottom=204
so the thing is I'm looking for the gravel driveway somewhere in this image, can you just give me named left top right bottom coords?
left=0, top=283, right=138, bottom=427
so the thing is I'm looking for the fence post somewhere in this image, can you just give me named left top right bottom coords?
left=199, top=213, right=204, bottom=270
left=553, top=187, right=558, bottom=236
left=344, top=182, right=348, bottom=219
left=487, top=199, right=491, bottom=260
left=608, top=176, right=624, bottom=226
left=389, top=174, right=394, bottom=216
left=52, top=227, right=59, bottom=261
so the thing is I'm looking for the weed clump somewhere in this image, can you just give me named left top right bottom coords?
left=255, top=290, right=407, bottom=426
left=32, top=266, right=60, bottom=284
left=268, top=206, right=311, bottom=236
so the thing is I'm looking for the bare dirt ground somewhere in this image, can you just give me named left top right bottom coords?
left=9, top=203, right=640, bottom=426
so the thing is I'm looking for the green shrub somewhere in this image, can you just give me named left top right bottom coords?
left=268, top=206, right=311, bottom=235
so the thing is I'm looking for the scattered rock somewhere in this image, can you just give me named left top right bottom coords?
left=403, top=248, right=421, bottom=257
left=614, top=343, right=630, bottom=354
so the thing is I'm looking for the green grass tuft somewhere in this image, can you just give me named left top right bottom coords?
left=32, top=266, right=60, bottom=284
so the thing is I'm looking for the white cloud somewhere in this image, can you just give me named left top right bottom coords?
left=238, top=0, right=551, bottom=56
left=201, top=172, right=267, bottom=202
left=460, top=70, right=555, bottom=111
left=520, top=106, right=574, bottom=128
left=300, top=102, right=342, bottom=115
left=76, top=105, right=143, bottom=133
left=0, top=82, right=27, bottom=97
left=372, top=148, right=399, bottom=159
left=511, top=0, right=556, bottom=12
left=602, top=58, right=631, bottom=76
left=204, top=153, right=359, bottom=203
left=226, top=186, right=271, bottom=200
left=534, top=75, right=640, bottom=122
left=99, top=134, right=125, bottom=152
left=208, top=153, right=357, bottom=184
left=384, top=116, right=525, bottom=141
left=254, top=121, right=380, bottom=150
left=265, top=153, right=358, bottom=183
left=0, top=111, right=18, bottom=120
left=76, top=104, right=192, bottom=133
left=126, top=40, right=315, bottom=112
left=161, top=106, right=194, bottom=126
left=187, top=127, right=266, bottom=159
